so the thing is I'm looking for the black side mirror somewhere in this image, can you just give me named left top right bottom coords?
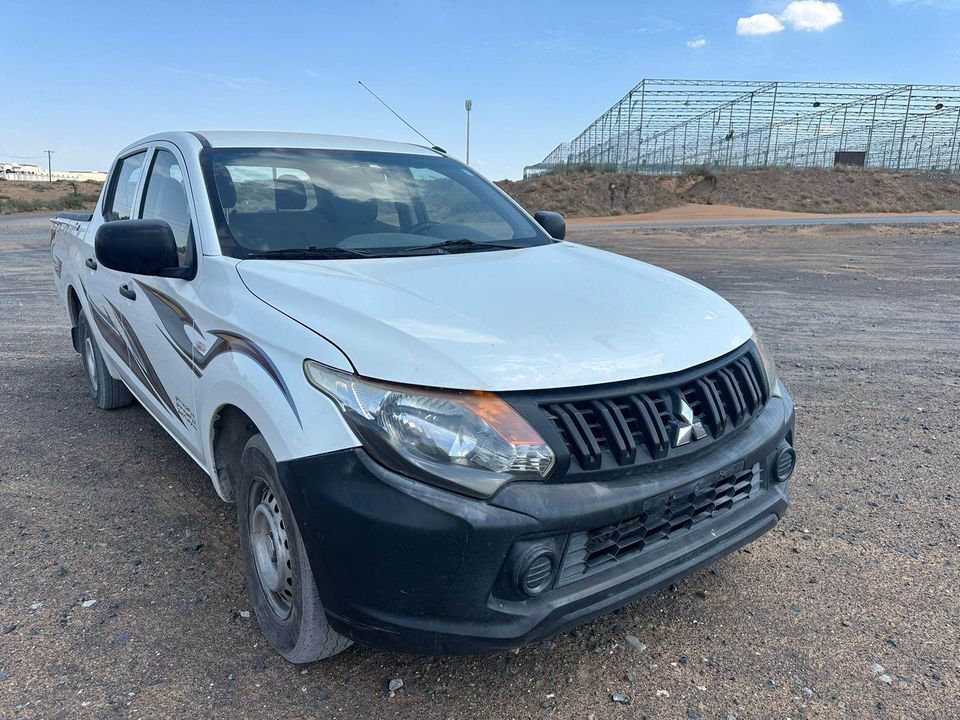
left=95, top=220, right=186, bottom=278
left=534, top=210, right=565, bottom=240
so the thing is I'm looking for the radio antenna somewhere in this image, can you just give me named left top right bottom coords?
left=357, top=80, right=445, bottom=153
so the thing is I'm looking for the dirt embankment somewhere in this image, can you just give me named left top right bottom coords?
left=498, top=167, right=960, bottom=217
left=0, top=180, right=103, bottom=215
left=498, top=173, right=683, bottom=217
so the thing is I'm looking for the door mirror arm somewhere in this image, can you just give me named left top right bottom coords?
left=158, top=266, right=193, bottom=280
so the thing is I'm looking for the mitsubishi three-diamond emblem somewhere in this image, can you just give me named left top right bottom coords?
left=673, top=397, right=708, bottom=447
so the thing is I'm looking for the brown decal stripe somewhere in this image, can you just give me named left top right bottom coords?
left=135, top=282, right=301, bottom=427
left=88, top=299, right=128, bottom=362
left=136, top=281, right=202, bottom=377
left=135, top=281, right=194, bottom=325
left=79, top=279, right=128, bottom=362
left=160, top=328, right=202, bottom=377
left=198, top=331, right=302, bottom=427
left=78, top=279, right=184, bottom=424
left=82, top=280, right=299, bottom=429
left=106, top=298, right=184, bottom=424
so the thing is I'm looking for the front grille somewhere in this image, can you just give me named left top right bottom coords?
left=540, top=344, right=768, bottom=473
left=556, top=462, right=762, bottom=586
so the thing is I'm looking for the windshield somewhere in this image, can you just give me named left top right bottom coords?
left=200, top=148, right=552, bottom=258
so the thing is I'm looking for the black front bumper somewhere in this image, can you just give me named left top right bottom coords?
left=277, top=389, right=794, bottom=655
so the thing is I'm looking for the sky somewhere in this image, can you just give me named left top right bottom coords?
left=3, top=0, right=960, bottom=180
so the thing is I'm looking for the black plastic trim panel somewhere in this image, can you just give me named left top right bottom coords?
left=502, top=341, right=768, bottom=482
left=56, top=212, right=94, bottom=222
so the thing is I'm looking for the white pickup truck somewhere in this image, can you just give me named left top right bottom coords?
left=50, top=131, right=795, bottom=662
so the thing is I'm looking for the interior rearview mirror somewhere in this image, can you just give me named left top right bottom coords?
left=533, top=210, right=565, bottom=240
left=95, top=220, right=187, bottom=278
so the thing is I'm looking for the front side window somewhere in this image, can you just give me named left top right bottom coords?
left=140, top=149, right=194, bottom=268
left=105, top=151, right=146, bottom=221
left=202, top=148, right=550, bottom=258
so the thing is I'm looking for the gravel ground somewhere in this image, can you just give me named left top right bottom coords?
left=1, top=214, right=958, bottom=719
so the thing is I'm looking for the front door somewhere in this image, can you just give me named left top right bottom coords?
left=114, top=144, right=203, bottom=455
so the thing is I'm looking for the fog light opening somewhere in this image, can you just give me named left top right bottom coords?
left=517, top=549, right=557, bottom=597
left=774, top=443, right=796, bottom=483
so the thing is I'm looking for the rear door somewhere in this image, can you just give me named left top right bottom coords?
left=81, top=150, right=148, bottom=373
left=114, top=142, right=204, bottom=453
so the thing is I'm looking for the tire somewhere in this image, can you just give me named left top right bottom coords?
left=236, top=434, right=352, bottom=663
left=78, top=312, right=133, bottom=410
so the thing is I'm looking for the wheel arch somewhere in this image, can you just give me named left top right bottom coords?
left=200, top=350, right=359, bottom=501
left=66, top=284, right=82, bottom=326
left=210, top=403, right=262, bottom=502
left=66, top=285, right=83, bottom=352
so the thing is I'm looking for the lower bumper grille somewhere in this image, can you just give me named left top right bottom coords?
left=556, top=462, right=763, bottom=586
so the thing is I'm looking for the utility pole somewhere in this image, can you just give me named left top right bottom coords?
left=44, top=150, right=54, bottom=182
left=464, top=99, right=472, bottom=165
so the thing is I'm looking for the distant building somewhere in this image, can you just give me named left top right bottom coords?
left=1, top=162, right=107, bottom=182
left=53, top=169, right=108, bottom=182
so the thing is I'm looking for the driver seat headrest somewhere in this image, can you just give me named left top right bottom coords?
left=214, top=165, right=237, bottom=209
left=316, top=186, right=379, bottom=224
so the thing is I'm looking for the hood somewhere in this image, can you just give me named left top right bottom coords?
left=237, top=242, right=753, bottom=392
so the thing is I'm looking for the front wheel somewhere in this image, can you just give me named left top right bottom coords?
left=236, top=434, right=352, bottom=663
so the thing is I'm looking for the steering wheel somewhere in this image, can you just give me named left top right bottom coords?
left=407, top=221, right=440, bottom=235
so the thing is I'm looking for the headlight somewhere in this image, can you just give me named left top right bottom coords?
left=752, top=332, right=780, bottom=397
left=303, top=360, right=555, bottom=498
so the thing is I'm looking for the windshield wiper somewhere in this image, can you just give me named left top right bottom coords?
left=243, top=246, right=371, bottom=260
left=382, top=238, right=526, bottom=256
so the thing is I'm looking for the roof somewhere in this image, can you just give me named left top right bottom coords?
left=121, top=131, right=440, bottom=157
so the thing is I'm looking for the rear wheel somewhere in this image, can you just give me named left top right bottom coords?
left=78, top=313, right=132, bottom=410
left=237, top=434, right=352, bottom=663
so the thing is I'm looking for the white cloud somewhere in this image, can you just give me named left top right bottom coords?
left=736, top=13, right=785, bottom=35
left=781, top=0, right=844, bottom=30
left=686, top=37, right=707, bottom=48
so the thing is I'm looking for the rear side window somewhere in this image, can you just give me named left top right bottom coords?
left=105, top=152, right=146, bottom=221
left=140, top=149, right=194, bottom=268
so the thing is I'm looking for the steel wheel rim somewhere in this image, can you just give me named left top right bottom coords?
left=83, top=337, right=98, bottom=393
left=250, top=480, right=294, bottom=619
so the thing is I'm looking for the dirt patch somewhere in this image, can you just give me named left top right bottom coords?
left=2, top=214, right=959, bottom=719
left=0, top=179, right=103, bottom=215
left=500, top=167, right=960, bottom=217
left=566, top=203, right=959, bottom=226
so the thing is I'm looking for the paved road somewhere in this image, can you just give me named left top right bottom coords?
left=1, top=214, right=958, bottom=719
left=572, top=212, right=960, bottom=230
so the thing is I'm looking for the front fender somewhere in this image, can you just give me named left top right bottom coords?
left=197, top=350, right=360, bottom=497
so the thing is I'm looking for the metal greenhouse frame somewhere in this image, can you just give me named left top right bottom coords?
left=525, top=79, right=960, bottom=177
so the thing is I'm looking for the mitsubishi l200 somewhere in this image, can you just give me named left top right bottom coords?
left=50, top=131, right=795, bottom=661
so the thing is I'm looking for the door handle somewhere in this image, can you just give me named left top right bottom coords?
left=85, top=257, right=98, bottom=270
left=119, top=283, right=137, bottom=301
